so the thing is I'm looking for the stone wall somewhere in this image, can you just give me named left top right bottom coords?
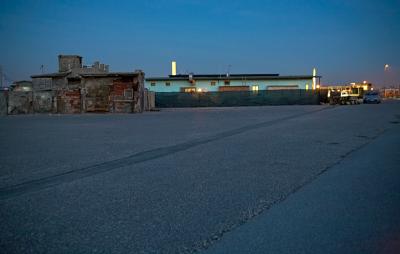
left=33, top=91, right=55, bottom=113
left=57, top=89, right=81, bottom=114
left=7, top=91, right=33, bottom=114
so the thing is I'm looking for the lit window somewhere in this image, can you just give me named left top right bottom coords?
left=211, top=81, right=216, bottom=86
left=306, top=84, right=309, bottom=90
left=166, top=82, right=171, bottom=86
left=150, top=82, right=156, bottom=86
left=182, top=87, right=196, bottom=93
left=252, top=85, right=259, bottom=92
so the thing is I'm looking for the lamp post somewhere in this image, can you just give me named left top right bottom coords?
left=384, top=64, right=390, bottom=88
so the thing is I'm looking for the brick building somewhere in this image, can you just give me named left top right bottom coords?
left=29, top=55, right=147, bottom=113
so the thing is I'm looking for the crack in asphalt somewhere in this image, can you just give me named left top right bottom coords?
left=0, top=107, right=332, bottom=201
left=190, top=128, right=388, bottom=254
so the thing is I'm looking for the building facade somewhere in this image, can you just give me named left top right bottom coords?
left=146, top=74, right=320, bottom=93
left=28, top=55, right=147, bottom=114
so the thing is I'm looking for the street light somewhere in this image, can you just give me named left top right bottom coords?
left=384, top=64, right=390, bottom=87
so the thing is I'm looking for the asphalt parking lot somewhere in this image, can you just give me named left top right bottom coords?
left=1, top=101, right=400, bottom=253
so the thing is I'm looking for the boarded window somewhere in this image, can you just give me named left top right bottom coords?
left=124, top=89, right=133, bottom=99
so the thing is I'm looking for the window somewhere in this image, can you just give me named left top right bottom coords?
left=165, top=82, right=171, bottom=86
left=305, top=84, right=309, bottom=90
left=124, top=89, right=133, bottom=99
left=181, top=87, right=196, bottom=93
left=211, top=81, right=216, bottom=86
left=224, top=80, right=230, bottom=86
left=252, top=85, right=259, bottom=92
left=150, top=82, right=156, bottom=86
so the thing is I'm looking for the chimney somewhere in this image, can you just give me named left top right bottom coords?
left=171, top=61, right=177, bottom=76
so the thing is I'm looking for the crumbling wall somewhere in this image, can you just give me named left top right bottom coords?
left=0, top=91, right=8, bottom=115
left=52, top=77, right=67, bottom=90
left=83, top=78, right=112, bottom=112
left=59, top=55, right=82, bottom=72
left=7, top=91, right=33, bottom=114
left=133, top=72, right=145, bottom=113
left=110, top=79, right=134, bottom=113
left=57, top=89, right=81, bottom=114
left=33, top=91, right=55, bottom=113
left=144, top=90, right=155, bottom=111
left=32, top=78, right=52, bottom=91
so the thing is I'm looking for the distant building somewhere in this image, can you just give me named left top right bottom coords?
left=7, top=81, right=33, bottom=115
left=145, top=62, right=320, bottom=93
left=10, top=81, right=33, bottom=92
left=381, top=88, right=400, bottom=98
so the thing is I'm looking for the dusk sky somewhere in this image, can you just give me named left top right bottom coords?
left=0, top=0, right=399, bottom=86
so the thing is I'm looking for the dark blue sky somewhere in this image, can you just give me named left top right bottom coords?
left=0, top=0, right=399, bottom=86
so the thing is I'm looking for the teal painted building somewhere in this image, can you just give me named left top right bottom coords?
left=145, top=73, right=321, bottom=93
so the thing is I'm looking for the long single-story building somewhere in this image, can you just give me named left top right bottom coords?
left=145, top=62, right=322, bottom=107
left=145, top=62, right=321, bottom=93
left=146, top=73, right=321, bottom=93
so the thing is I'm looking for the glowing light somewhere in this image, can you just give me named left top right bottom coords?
left=316, top=84, right=320, bottom=89
left=371, top=88, right=374, bottom=91
left=305, top=84, right=309, bottom=90
left=171, top=61, right=177, bottom=76
left=363, top=80, right=367, bottom=84
left=312, top=68, right=317, bottom=90
left=384, top=64, right=389, bottom=70
left=197, top=88, right=203, bottom=92
left=363, top=85, right=368, bottom=91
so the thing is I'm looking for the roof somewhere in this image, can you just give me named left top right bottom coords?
left=58, top=55, right=82, bottom=58
left=31, top=71, right=141, bottom=79
left=31, top=71, right=71, bottom=78
left=80, top=72, right=141, bottom=78
left=13, top=80, right=32, bottom=84
left=147, top=74, right=320, bottom=81
left=170, top=74, right=279, bottom=78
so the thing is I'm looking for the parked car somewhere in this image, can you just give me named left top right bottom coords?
left=363, top=91, right=381, bottom=104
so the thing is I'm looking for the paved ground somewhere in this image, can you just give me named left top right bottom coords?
left=205, top=120, right=400, bottom=254
left=0, top=101, right=399, bottom=253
